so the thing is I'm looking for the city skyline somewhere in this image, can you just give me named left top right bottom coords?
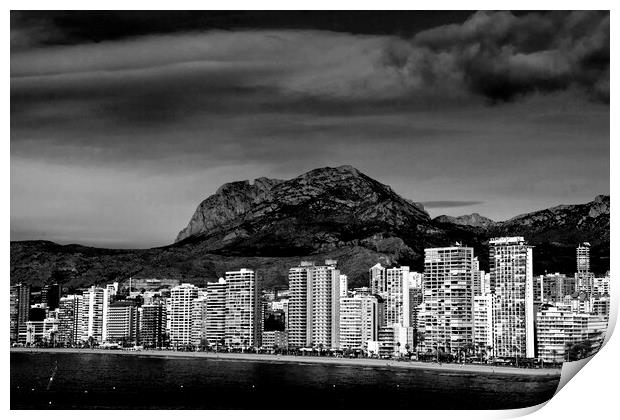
left=11, top=239, right=609, bottom=358
left=10, top=11, right=610, bottom=248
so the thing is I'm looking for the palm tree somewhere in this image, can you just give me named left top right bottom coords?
left=566, top=343, right=573, bottom=362
left=414, top=332, right=425, bottom=360
left=49, top=330, right=58, bottom=348
left=396, top=341, right=401, bottom=357
left=551, top=349, right=558, bottom=364
left=404, top=343, right=411, bottom=356
left=486, top=345, right=493, bottom=363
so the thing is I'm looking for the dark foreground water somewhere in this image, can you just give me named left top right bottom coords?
left=11, top=352, right=560, bottom=409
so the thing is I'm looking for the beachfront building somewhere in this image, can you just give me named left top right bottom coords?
left=288, top=260, right=341, bottom=349
left=224, top=269, right=260, bottom=348
left=288, top=262, right=312, bottom=349
left=536, top=304, right=607, bottom=362
left=490, top=237, right=535, bottom=359
left=139, top=302, right=167, bottom=348
left=191, top=296, right=209, bottom=347
left=25, top=317, right=59, bottom=346
left=170, top=283, right=199, bottom=348
left=106, top=300, right=140, bottom=344
left=10, top=283, right=31, bottom=343
left=473, top=294, right=493, bottom=356
left=376, top=324, right=413, bottom=357
left=338, top=294, right=378, bottom=351
left=57, top=295, right=83, bottom=346
left=311, top=260, right=340, bottom=349
left=261, top=331, right=288, bottom=350
left=205, top=278, right=227, bottom=346
left=80, top=286, right=113, bottom=344
left=418, top=246, right=474, bottom=356
left=384, top=266, right=410, bottom=327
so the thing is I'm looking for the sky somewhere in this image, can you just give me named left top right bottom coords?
left=10, top=11, right=610, bottom=249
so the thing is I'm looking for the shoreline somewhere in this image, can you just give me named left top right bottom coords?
left=10, top=347, right=561, bottom=377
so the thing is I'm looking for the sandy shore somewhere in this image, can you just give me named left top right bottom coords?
left=11, top=347, right=561, bottom=376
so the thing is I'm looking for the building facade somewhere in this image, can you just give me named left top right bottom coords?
left=205, top=278, right=227, bottom=346
left=490, top=237, right=535, bottom=358
left=288, top=261, right=340, bottom=349
left=418, top=247, right=474, bottom=355
left=106, top=301, right=140, bottom=344
left=384, top=266, right=410, bottom=327
left=170, top=284, right=199, bottom=347
left=57, top=295, right=82, bottom=346
left=139, top=302, right=167, bottom=348
left=80, top=286, right=112, bottom=344
left=339, top=294, right=378, bottom=350
left=10, top=283, right=31, bottom=342
left=225, top=269, right=260, bottom=348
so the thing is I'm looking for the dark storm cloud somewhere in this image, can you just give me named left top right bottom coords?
left=11, top=11, right=475, bottom=49
left=382, top=10, right=609, bottom=102
left=10, top=11, right=610, bottom=247
left=421, top=201, right=484, bottom=208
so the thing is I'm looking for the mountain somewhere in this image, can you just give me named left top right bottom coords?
left=433, top=213, right=496, bottom=229
left=174, top=165, right=430, bottom=258
left=10, top=166, right=610, bottom=290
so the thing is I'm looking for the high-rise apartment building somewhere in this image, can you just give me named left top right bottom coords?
left=418, top=247, right=474, bottom=355
left=170, top=283, right=199, bottom=347
left=80, top=286, right=112, bottom=343
left=385, top=266, right=410, bottom=327
left=339, top=294, right=378, bottom=350
left=369, top=263, right=386, bottom=296
left=576, top=243, right=593, bottom=294
left=225, top=269, right=260, bottom=348
left=490, top=237, right=535, bottom=358
left=288, top=260, right=340, bottom=349
left=106, top=300, right=140, bottom=344
left=42, top=283, right=61, bottom=310
left=205, top=278, right=227, bottom=346
left=191, top=296, right=209, bottom=347
left=311, top=261, right=340, bottom=348
left=57, top=295, right=83, bottom=346
left=408, top=287, right=423, bottom=329
left=288, top=262, right=313, bottom=349
left=473, top=294, right=493, bottom=355
left=139, top=302, right=167, bottom=348
left=10, top=283, right=30, bottom=342
left=472, top=257, right=488, bottom=295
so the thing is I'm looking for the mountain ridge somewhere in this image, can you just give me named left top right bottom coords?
left=10, top=166, right=610, bottom=290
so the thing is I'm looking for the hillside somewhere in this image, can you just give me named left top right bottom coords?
left=10, top=166, right=610, bottom=290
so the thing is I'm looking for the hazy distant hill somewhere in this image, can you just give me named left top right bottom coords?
left=10, top=166, right=609, bottom=290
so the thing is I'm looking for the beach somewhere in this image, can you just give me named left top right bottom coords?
left=10, top=347, right=561, bottom=376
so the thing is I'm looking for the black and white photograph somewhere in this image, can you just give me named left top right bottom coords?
left=9, top=8, right=612, bottom=411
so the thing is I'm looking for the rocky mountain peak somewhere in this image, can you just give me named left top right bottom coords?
left=434, top=212, right=496, bottom=228
left=175, top=165, right=429, bottom=244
